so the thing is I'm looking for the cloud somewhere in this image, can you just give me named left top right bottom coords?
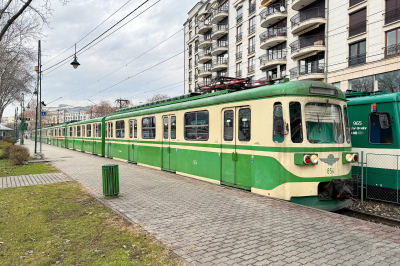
left=4, top=0, right=197, bottom=117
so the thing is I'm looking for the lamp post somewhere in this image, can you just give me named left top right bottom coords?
left=71, top=44, right=80, bottom=69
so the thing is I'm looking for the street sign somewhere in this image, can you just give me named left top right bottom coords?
left=41, top=112, right=46, bottom=116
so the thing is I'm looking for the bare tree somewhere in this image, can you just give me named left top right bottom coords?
left=146, top=94, right=170, bottom=103
left=88, top=100, right=118, bottom=118
left=376, top=71, right=400, bottom=93
left=349, top=76, right=374, bottom=92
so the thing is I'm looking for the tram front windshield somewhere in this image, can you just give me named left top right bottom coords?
left=305, top=103, right=344, bottom=144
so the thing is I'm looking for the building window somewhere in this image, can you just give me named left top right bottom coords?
left=248, top=57, right=255, bottom=74
left=332, top=82, right=340, bottom=89
left=189, top=84, right=192, bottom=92
left=189, top=20, right=192, bottom=29
left=237, top=6, right=243, bottom=23
left=369, top=113, right=393, bottom=144
left=349, top=75, right=374, bottom=92
left=189, top=45, right=192, bottom=57
left=385, top=27, right=400, bottom=57
left=349, top=8, right=366, bottom=37
left=249, top=17, right=256, bottom=34
left=248, top=36, right=255, bottom=54
left=195, top=26, right=198, bottom=35
left=236, top=43, right=242, bottom=60
left=189, top=31, right=192, bottom=39
left=249, top=0, right=256, bottom=15
left=350, top=0, right=364, bottom=8
left=299, top=53, right=325, bottom=76
left=385, top=0, right=400, bottom=24
left=237, top=25, right=242, bottom=42
left=349, top=39, right=366, bottom=67
left=184, top=111, right=209, bottom=140
left=142, top=117, right=156, bottom=139
left=236, top=63, right=242, bottom=77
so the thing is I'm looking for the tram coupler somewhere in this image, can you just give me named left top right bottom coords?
left=318, top=179, right=353, bottom=201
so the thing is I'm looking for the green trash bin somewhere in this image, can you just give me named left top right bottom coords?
left=102, top=164, right=119, bottom=196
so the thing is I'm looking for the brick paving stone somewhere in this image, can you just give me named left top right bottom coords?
left=22, top=140, right=400, bottom=266
left=1, top=172, right=70, bottom=189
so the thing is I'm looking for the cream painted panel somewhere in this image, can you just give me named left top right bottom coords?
left=252, top=182, right=319, bottom=201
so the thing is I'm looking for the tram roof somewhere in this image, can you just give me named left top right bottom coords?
left=106, top=80, right=344, bottom=121
left=66, top=117, right=104, bottom=127
left=347, top=92, right=400, bottom=105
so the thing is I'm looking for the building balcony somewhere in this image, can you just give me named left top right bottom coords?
left=213, top=71, right=228, bottom=79
left=198, top=35, right=212, bottom=48
left=198, top=51, right=212, bottom=63
left=198, top=21, right=213, bottom=34
left=259, top=3, right=288, bottom=28
left=348, top=53, right=366, bottom=67
left=236, top=14, right=243, bottom=24
left=290, top=35, right=325, bottom=59
left=211, top=41, right=229, bottom=56
left=385, top=8, right=400, bottom=25
left=248, top=45, right=256, bottom=55
left=212, top=24, right=229, bottom=40
left=259, top=28, right=287, bottom=50
left=290, top=8, right=325, bottom=35
left=211, top=6, right=229, bottom=24
left=259, top=52, right=287, bottom=71
left=248, top=24, right=256, bottom=35
left=384, top=44, right=400, bottom=58
left=236, top=51, right=242, bottom=61
left=289, top=63, right=325, bottom=80
left=236, top=33, right=243, bottom=42
left=198, top=66, right=212, bottom=78
left=211, top=58, right=228, bottom=71
left=291, top=0, right=318, bottom=11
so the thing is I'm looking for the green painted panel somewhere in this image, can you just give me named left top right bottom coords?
left=170, top=146, right=177, bottom=171
left=178, top=149, right=220, bottom=181
left=221, top=152, right=235, bottom=184
left=162, top=142, right=170, bottom=170
left=236, top=153, right=252, bottom=188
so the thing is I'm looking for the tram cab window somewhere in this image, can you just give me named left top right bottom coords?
left=171, top=116, right=176, bottom=139
left=305, top=103, right=344, bottom=144
left=184, top=111, right=209, bottom=140
left=343, top=106, right=351, bottom=144
left=238, top=108, right=251, bottom=142
left=142, top=117, right=156, bottom=139
left=116, top=120, right=125, bottom=138
left=224, top=110, right=234, bottom=141
left=289, top=102, right=303, bottom=143
left=163, top=117, right=168, bottom=139
left=369, top=113, right=393, bottom=144
left=87, top=125, right=91, bottom=137
left=97, top=123, right=102, bottom=138
left=273, top=103, right=284, bottom=143
left=134, top=120, right=137, bottom=138
left=77, top=126, right=81, bottom=137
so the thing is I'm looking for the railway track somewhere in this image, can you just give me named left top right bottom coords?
left=340, top=209, right=400, bottom=228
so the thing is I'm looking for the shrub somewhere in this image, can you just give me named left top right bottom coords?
left=3, top=137, right=16, bottom=144
left=0, top=142, right=13, bottom=159
left=9, top=146, right=30, bottom=166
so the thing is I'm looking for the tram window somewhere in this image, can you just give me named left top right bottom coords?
left=77, top=126, right=81, bottom=137
left=369, top=113, right=393, bottom=144
left=273, top=103, right=284, bottom=143
left=87, top=125, right=91, bottom=137
left=109, top=122, right=113, bottom=138
left=59, top=129, right=61, bottom=136
left=184, top=111, right=209, bottom=140
left=171, top=116, right=176, bottom=139
left=343, top=106, right=351, bottom=144
left=134, top=120, right=137, bottom=138
left=142, top=117, right=156, bottom=139
left=105, top=123, right=107, bottom=138
left=289, top=102, right=303, bottom=143
left=97, top=123, right=102, bottom=138
left=82, top=125, right=85, bottom=137
left=224, top=110, right=234, bottom=141
left=238, top=108, right=251, bottom=141
left=69, top=127, right=72, bottom=137
left=116, top=120, right=125, bottom=138
left=129, top=120, right=133, bottom=138
left=163, top=117, right=168, bottom=139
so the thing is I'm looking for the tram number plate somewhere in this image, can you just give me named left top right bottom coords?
left=327, top=168, right=335, bottom=175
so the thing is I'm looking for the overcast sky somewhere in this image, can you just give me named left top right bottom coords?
left=4, top=0, right=198, bottom=117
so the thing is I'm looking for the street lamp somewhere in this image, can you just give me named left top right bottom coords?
left=70, top=44, right=80, bottom=69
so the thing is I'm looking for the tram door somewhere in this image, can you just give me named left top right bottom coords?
left=162, top=115, right=177, bottom=172
left=221, top=107, right=252, bottom=190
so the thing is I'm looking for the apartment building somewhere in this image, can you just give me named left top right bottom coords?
left=184, top=0, right=400, bottom=94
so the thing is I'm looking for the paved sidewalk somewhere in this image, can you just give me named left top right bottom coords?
left=24, top=140, right=400, bottom=266
left=1, top=172, right=70, bottom=189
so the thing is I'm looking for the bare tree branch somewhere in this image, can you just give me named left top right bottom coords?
left=0, top=0, right=32, bottom=42
left=0, top=0, right=13, bottom=21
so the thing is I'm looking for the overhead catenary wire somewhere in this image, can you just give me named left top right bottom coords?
left=43, top=0, right=135, bottom=66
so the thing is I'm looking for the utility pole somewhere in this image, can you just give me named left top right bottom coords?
left=115, top=98, right=130, bottom=109
left=20, top=93, right=25, bottom=144
left=34, top=40, right=40, bottom=154
left=39, top=40, right=43, bottom=154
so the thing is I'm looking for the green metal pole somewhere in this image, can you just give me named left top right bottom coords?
left=20, top=93, right=24, bottom=144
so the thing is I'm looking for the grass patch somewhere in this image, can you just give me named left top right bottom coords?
left=0, top=182, right=184, bottom=266
left=0, top=160, right=59, bottom=177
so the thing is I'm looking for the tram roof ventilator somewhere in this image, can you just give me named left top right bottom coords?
left=115, top=77, right=289, bottom=115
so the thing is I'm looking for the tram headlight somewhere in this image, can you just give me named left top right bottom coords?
left=303, top=155, right=311, bottom=165
left=346, top=154, right=353, bottom=163
left=311, top=155, right=318, bottom=164
left=352, top=153, right=359, bottom=162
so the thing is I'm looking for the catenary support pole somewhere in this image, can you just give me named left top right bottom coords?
left=39, top=40, right=42, bottom=154
left=325, top=0, right=329, bottom=83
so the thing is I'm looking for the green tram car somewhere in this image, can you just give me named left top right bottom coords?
left=347, top=91, right=400, bottom=202
left=33, top=81, right=357, bottom=211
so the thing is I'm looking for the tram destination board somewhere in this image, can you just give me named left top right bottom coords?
left=309, top=87, right=337, bottom=97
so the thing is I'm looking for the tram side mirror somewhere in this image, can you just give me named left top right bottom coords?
left=379, top=114, right=390, bottom=129
left=274, top=118, right=284, bottom=137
